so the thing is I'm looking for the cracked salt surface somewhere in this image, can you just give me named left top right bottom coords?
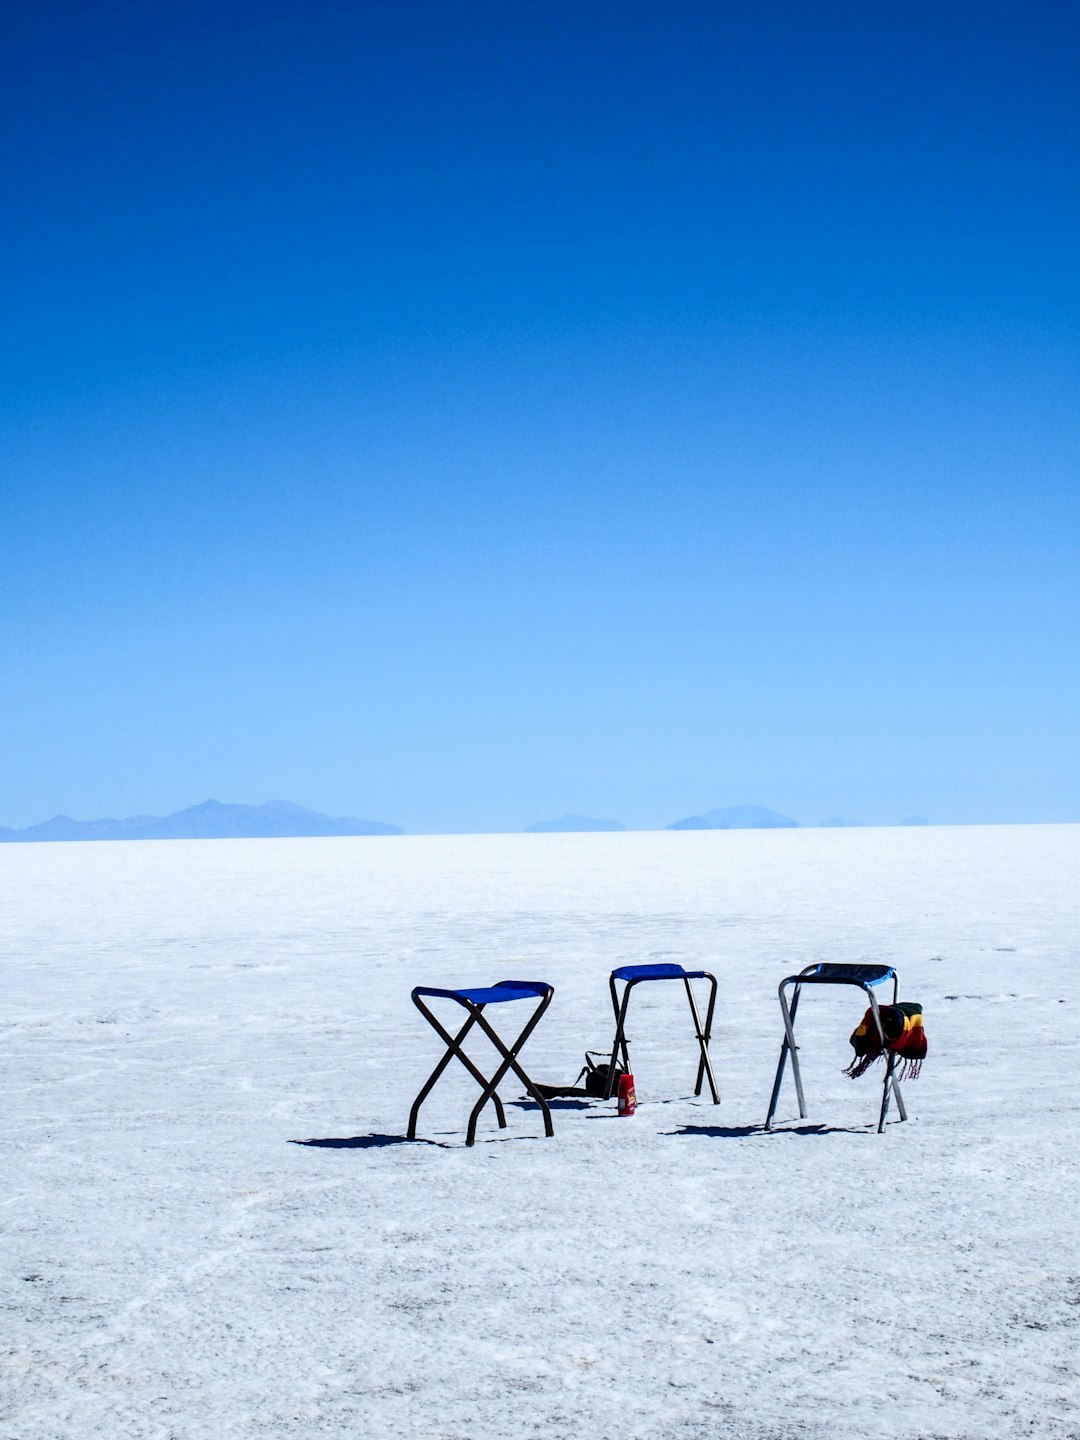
left=2, top=825, right=1079, bottom=1439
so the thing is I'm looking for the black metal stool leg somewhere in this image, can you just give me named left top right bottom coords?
left=408, top=1008, right=480, bottom=1139
left=685, top=975, right=720, bottom=1103
left=408, top=999, right=507, bottom=1138
left=605, top=978, right=633, bottom=1099
left=465, top=994, right=554, bottom=1146
left=692, top=975, right=718, bottom=1098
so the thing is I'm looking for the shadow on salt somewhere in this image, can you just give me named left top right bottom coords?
left=290, top=1133, right=448, bottom=1149
left=667, top=1122, right=872, bottom=1138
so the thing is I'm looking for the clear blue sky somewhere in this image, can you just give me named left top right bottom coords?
left=3, top=1, right=1078, bottom=831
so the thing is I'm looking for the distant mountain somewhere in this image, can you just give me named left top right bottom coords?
left=0, top=799, right=403, bottom=843
left=525, top=814, right=626, bottom=833
left=11, top=813, right=166, bottom=842
left=667, top=804, right=799, bottom=831
left=900, top=815, right=931, bottom=826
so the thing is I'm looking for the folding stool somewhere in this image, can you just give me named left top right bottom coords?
left=605, top=963, right=720, bottom=1103
left=408, top=980, right=555, bottom=1147
left=764, top=962, right=908, bottom=1134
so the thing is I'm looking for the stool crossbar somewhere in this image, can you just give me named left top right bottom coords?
left=605, top=963, right=720, bottom=1104
left=765, top=963, right=908, bottom=1134
left=408, top=980, right=554, bottom=1147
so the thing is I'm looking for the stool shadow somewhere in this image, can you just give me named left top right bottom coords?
left=668, top=1123, right=866, bottom=1139
left=290, top=1133, right=446, bottom=1150
left=511, top=1098, right=594, bottom=1111
left=768, top=1122, right=874, bottom=1136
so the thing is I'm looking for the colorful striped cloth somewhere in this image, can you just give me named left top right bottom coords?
left=844, top=1001, right=926, bottom=1080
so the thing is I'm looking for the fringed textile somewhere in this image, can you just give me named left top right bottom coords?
left=844, top=1001, right=926, bottom=1081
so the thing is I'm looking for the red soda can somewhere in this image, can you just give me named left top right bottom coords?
left=617, top=1073, right=637, bottom=1116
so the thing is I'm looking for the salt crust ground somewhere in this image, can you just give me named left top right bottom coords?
left=2, top=825, right=1079, bottom=1440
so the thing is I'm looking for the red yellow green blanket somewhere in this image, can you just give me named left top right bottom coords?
left=844, top=1001, right=926, bottom=1080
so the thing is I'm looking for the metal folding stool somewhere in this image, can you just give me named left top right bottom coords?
left=408, top=980, right=555, bottom=1147
left=605, top=963, right=720, bottom=1103
left=764, top=962, right=908, bottom=1134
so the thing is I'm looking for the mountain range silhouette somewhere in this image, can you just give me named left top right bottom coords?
left=0, top=799, right=402, bottom=843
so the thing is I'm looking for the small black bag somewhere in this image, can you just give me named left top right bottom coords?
left=581, top=1051, right=624, bottom=1097
left=535, top=1050, right=624, bottom=1101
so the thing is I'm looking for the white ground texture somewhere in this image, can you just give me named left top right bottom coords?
left=3, top=826, right=1079, bottom=1440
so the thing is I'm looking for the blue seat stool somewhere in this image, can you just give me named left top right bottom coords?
left=606, top=964, right=720, bottom=1103
left=764, top=963, right=908, bottom=1133
left=408, top=980, right=555, bottom=1147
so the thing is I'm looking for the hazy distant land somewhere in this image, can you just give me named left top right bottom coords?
left=666, top=804, right=799, bottom=831
left=0, top=799, right=403, bottom=844
left=0, top=798, right=940, bottom=844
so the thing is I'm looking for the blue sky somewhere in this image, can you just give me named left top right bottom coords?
left=3, top=1, right=1078, bottom=831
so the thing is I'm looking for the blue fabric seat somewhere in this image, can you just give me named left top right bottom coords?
left=413, top=981, right=550, bottom=1006
left=797, top=963, right=895, bottom=987
left=610, top=963, right=711, bottom=983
